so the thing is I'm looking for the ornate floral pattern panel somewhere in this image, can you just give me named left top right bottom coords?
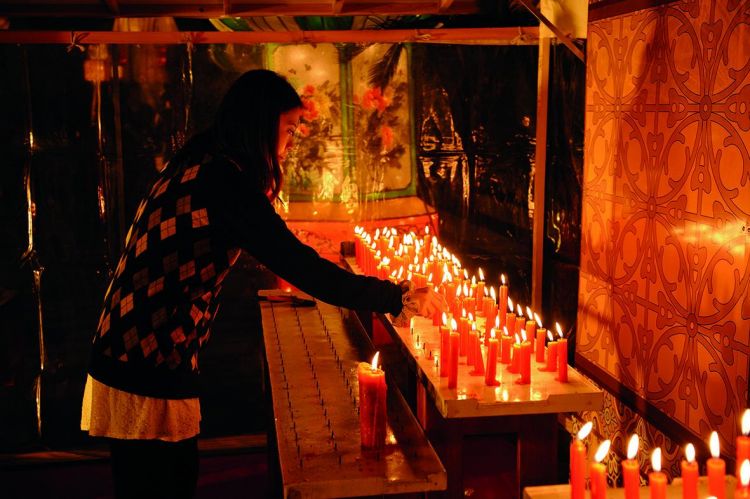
left=271, top=43, right=344, bottom=202
left=351, top=44, right=413, bottom=197
left=578, top=0, right=750, bottom=451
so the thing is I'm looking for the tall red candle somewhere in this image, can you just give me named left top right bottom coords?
left=516, top=331, right=531, bottom=384
left=622, top=434, right=640, bottom=499
left=649, top=448, right=667, bottom=499
left=484, top=331, right=499, bottom=386
left=509, top=334, right=520, bottom=374
left=622, top=433, right=641, bottom=499
left=471, top=330, right=485, bottom=375
left=556, top=324, right=568, bottom=382
left=500, top=325, right=512, bottom=364
left=498, top=275, right=508, bottom=325
left=358, top=352, right=387, bottom=449
left=459, top=309, right=469, bottom=356
left=591, top=440, right=611, bottom=499
left=738, top=410, right=750, bottom=480
left=448, top=326, right=460, bottom=389
left=467, top=322, right=476, bottom=366
left=707, top=431, right=726, bottom=499
left=541, top=330, right=558, bottom=372
left=505, top=313, right=516, bottom=341
left=570, top=422, right=592, bottom=499
left=681, top=443, right=698, bottom=499
left=439, top=314, right=450, bottom=378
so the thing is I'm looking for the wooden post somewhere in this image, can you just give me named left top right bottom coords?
left=531, top=37, right=550, bottom=313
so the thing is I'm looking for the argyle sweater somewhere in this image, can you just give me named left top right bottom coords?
left=88, top=154, right=404, bottom=399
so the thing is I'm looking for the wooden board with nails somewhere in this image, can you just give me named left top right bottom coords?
left=261, top=299, right=446, bottom=498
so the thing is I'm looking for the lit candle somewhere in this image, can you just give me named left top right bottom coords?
left=510, top=333, right=521, bottom=374
left=358, top=352, right=387, bottom=449
left=515, top=304, right=524, bottom=335
left=484, top=329, right=499, bottom=386
left=649, top=448, right=667, bottom=499
left=439, top=313, right=450, bottom=378
left=591, top=439, right=611, bottom=499
left=476, top=268, right=485, bottom=302
left=515, top=330, right=531, bottom=385
left=534, top=313, right=546, bottom=363
left=500, top=324, right=513, bottom=365
left=738, top=460, right=750, bottom=499
left=459, top=308, right=469, bottom=356
left=570, top=422, right=592, bottom=499
left=541, top=330, right=558, bottom=372
left=707, top=431, right=726, bottom=499
left=505, top=297, right=515, bottom=331
left=681, top=443, right=698, bottom=499
left=487, top=286, right=498, bottom=324
left=498, top=274, right=508, bottom=325
left=556, top=323, right=568, bottom=383
left=622, top=434, right=640, bottom=499
left=738, top=410, right=750, bottom=480
left=471, top=326, right=485, bottom=376
left=448, top=319, right=460, bottom=389
left=525, top=306, right=536, bottom=354
left=467, top=319, right=476, bottom=366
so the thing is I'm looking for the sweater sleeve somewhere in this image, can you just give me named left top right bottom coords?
left=203, top=159, right=404, bottom=316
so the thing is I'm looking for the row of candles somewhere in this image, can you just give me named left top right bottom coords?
left=354, top=225, right=569, bottom=387
left=572, top=410, right=750, bottom=499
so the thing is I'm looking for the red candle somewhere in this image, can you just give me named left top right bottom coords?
left=448, top=327, right=460, bottom=389
left=509, top=334, right=521, bottom=374
left=541, top=330, right=558, bottom=372
left=358, top=352, right=387, bottom=449
left=471, top=329, right=485, bottom=375
left=707, top=431, right=726, bottom=499
left=570, top=422, right=592, bottom=499
left=622, top=434, right=640, bottom=499
left=484, top=330, right=499, bottom=386
left=506, top=312, right=516, bottom=342
left=591, top=440, right=611, bottom=499
left=476, top=268, right=485, bottom=302
left=500, top=325, right=513, bottom=364
left=524, top=306, right=536, bottom=353
left=556, top=323, right=568, bottom=383
left=498, top=275, right=508, bottom=325
left=739, top=459, right=750, bottom=499
left=459, top=309, right=469, bottom=356
left=467, top=322, right=476, bottom=366
left=515, top=305, right=525, bottom=335
left=533, top=313, right=545, bottom=363
left=649, top=448, right=667, bottom=499
left=738, top=410, right=750, bottom=480
left=515, top=331, right=531, bottom=385
left=681, top=443, right=697, bottom=499
left=439, top=313, right=450, bottom=378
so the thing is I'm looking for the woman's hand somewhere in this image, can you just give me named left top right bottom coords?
left=392, top=281, right=447, bottom=326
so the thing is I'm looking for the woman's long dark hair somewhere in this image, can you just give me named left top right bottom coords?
left=172, top=69, right=302, bottom=201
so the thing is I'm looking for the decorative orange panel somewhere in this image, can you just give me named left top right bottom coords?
left=578, top=0, right=750, bottom=453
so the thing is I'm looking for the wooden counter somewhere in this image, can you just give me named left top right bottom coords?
left=261, top=296, right=446, bottom=498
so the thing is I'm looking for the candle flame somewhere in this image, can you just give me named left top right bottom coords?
left=710, top=431, right=720, bottom=458
left=508, top=297, right=514, bottom=311
left=547, top=331, right=554, bottom=341
left=484, top=287, right=489, bottom=298
left=463, top=269, right=469, bottom=280
left=685, top=443, right=695, bottom=463
left=501, top=274, right=506, bottom=285
left=451, top=318, right=458, bottom=331
left=526, top=306, right=533, bottom=319
left=471, top=275, right=476, bottom=286
left=425, top=225, right=429, bottom=235
left=456, top=285, right=462, bottom=297
left=743, top=409, right=750, bottom=436
left=463, top=283, right=469, bottom=295
left=371, top=352, right=380, bottom=370
left=428, top=272, right=433, bottom=283
left=521, top=330, right=527, bottom=342
left=471, top=322, right=477, bottom=331
left=489, top=287, right=496, bottom=301
left=503, top=326, right=509, bottom=337
left=479, top=268, right=485, bottom=281
left=374, top=228, right=380, bottom=239
left=515, top=333, right=520, bottom=344
left=534, top=313, right=542, bottom=328
left=577, top=421, right=593, bottom=440
left=556, top=322, right=563, bottom=337
left=491, top=329, right=496, bottom=339
left=462, top=308, right=467, bottom=318
left=468, top=312, right=474, bottom=322
left=407, top=271, right=413, bottom=281
left=442, top=312, right=448, bottom=326
left=516, top=304, right=523, bottom=316
left=742, top=460, right=750, bottom=487
left=495, top=316, right=500, bottom=328
left=627, top=434, right=639, bottom=459
left=595, top=440, right=611, bottom=463
left=652, top=447, right=662, bottom=472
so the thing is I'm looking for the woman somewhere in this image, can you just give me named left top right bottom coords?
left=81, top=69, right=442, bottom=498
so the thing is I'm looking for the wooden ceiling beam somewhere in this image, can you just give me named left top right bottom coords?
left=332, top=0, right=345, bottom=15
left=0, top=26, right=540, bottom=44
left=514, top=0, right=585, bottom=62
left=437, top=0, right=454, bottom=13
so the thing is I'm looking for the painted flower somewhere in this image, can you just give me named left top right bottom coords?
left=297, top=123, right=310, bottom=137
left=302, top=84, right=315, bottom=97
left=302, top=97, right=319, bottom=121
left=380, top=125, right=394, bottom=150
